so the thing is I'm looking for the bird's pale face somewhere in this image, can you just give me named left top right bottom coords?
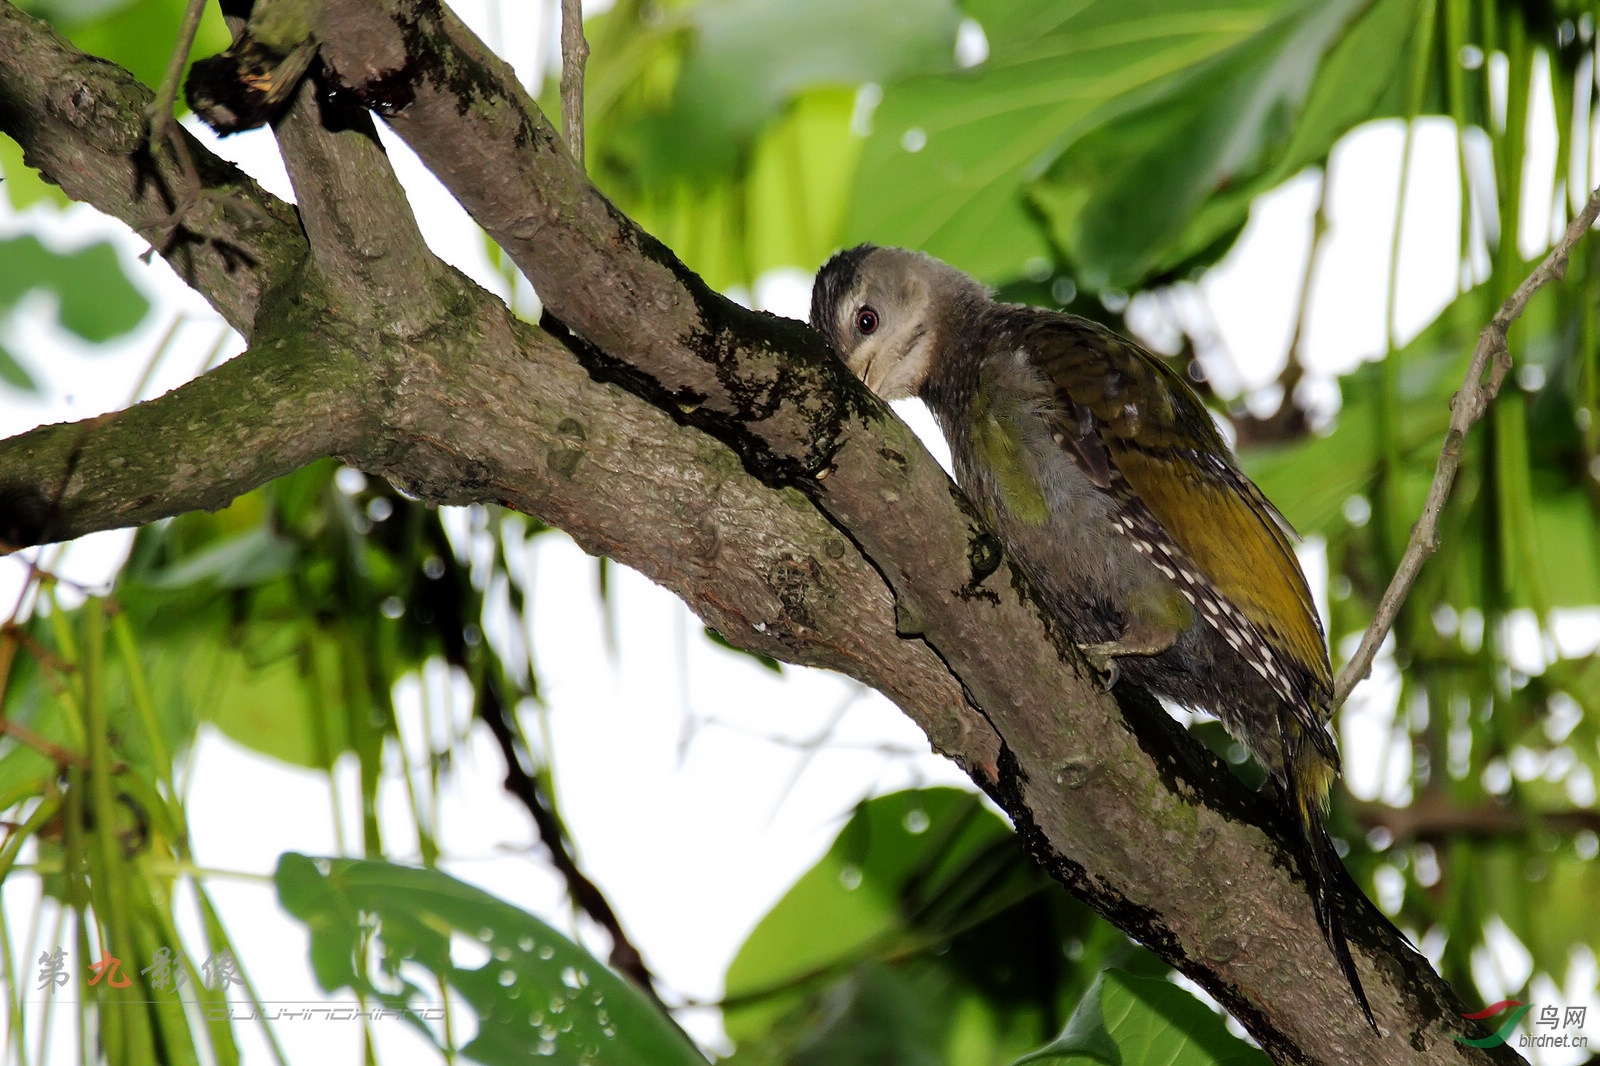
left=811, top=247, right=939, bottom=402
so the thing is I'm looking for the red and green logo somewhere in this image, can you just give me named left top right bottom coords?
left=1455, top=1000, right=1532, bottom=1047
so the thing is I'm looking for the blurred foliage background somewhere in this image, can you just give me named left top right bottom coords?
left=2, top=0, right=1600, bottom=1063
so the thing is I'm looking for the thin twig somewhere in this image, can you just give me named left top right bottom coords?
left=0, top=720, right=86, bottom=767
left=148, top=0, right=207, bottom=139
left=1236, top=171, right=1330, bottom=446
left=1334, top=185, right=1600, bottom=705
left=559, top=0, right=589, bottom=168
left=137, top=0, right=211, bottom=258
left=1284, top=171, right=1331, bottom=380
left=1354, top=793, right=1600, bottom=842
left=475, top=673, right=667, bottom=1008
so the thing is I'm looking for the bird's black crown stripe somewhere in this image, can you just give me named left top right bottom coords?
left=810, top=244, right=879, bottom=350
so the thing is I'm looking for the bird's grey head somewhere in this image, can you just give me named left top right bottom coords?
left=809, top=244, right=987, bottom=401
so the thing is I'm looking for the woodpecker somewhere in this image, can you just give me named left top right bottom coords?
left=810, top=244, right=1373, bottom=1027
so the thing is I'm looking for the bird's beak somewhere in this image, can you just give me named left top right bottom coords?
left=857, top=348, right=881, bottom=394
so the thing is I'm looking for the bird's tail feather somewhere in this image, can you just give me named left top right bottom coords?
left=1281, top=720, right=1377, bottom=1032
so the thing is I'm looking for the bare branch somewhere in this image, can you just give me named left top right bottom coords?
left=474, top=671, right=666, bottom=1003
left=560, top=0, right=588, bottom=168
left=0, top=340, right=360, bottom=551
left=1355, top=793, right=1600, bottom=843
left=147, top=0, right=206, bottom=132
left=1334, top=186, right=1600, bottom=705
left=270, top=71, right=443, bottom=332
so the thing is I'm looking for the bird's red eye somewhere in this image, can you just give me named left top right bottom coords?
left=855, top=307, right=879, bottom=334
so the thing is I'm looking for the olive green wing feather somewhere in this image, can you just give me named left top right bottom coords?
left=1017, top=313, right=1333, bottom=704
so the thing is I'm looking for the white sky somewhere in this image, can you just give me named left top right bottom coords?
left=2, top=4, right=1598, bottom=1064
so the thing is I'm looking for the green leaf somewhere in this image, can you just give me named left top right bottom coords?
left=848, top=0, right=1423, bottom=288
left=184, top=620, right=351, bottom=768
left=789, top=962, right=946, bottom=1066
left=1027, top=0, right=1364, bottom=290
left=617, top=88, right=864, bottom=289
left=20, top=0, right=231, bottom=93
left=0, top=235, right=149, bottom=344
left=0, top=339, right=40, bottom=392
left=141, top=527, right=300, bottom=590
left=592, top=0, right=958, bottom=183
left=639, top=0, right=960, bottom=179
left=848, top=1, right=1296, bottom=281
left=0, top=647, right=63, bottom=799
left=720, top=789, right=1160, bottom=1064
left=703, top=626, right=782, bottom=673
left=97, top=461, right=469, bottom=770
left=581, top=0, right=960, bottom=288
left=0, top=132, right=69, bottom=209
left=721, top=785, right=1105, bottom=1062
left=1013, top=970, right=1269, bottom=1066
left=275, top=854, right=705, bottom=1066
left=724, top=790, right=1007, bottom=1034
left=742, top=87, right=865, bottom=278
left=1012, top=971, right=1122, bottom=1065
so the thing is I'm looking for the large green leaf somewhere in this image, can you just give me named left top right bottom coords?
left=847, top=0, right=1423, bottom=288
left=617, top=87, right=866, bottom=291
left=0, top=235, right=149, bottom=354
left=580, top=0, right=959, bottom=289
left=275, top=854, right=704, bottom=1066
left=722, top=788, right=1153, bottom=1065
left=1012, top=970, right=1269, bottom=1066
left=0, top=132, right=70, bottom=210
left=19, top=0, right=230, bottom=92
left=723, top=788, right=1016, bottom=1040
left=1142, top=0, right=1422, bottom=282
left=1028, top=0, right=1365, bottom=290
left=632, top=0, right=960, bottom=180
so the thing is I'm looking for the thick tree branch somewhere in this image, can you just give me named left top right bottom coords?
left=1334, top=188, right=1600, bottom=705
left=0, top=0, right=988, bottom=771
left=270, top=73, right=444, bottom=329
left=0, top=6, right=302, bottom=334
left=307, top=2, right=1517, bottom=1061
left=0, top=338, right=359, bottom=552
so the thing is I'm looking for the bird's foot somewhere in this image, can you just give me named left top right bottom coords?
left=1075, top=642, right=1122, bottom=691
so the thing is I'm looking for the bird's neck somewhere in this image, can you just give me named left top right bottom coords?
left=916, top=289, right=994, bottom=448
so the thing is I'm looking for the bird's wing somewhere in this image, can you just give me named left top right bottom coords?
left=1016, top=312, right=1333, bottom=703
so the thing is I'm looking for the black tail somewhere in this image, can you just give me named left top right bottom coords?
left=1280, top=717, right=1377, bottom=1032
left=1301, top=800, right=1377, bottom=1031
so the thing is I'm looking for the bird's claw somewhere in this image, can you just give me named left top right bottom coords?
left=1076, top=643, right=1121, bottom=691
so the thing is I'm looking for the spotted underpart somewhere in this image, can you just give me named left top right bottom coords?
left=1108, top=487, right=1294, bottom=706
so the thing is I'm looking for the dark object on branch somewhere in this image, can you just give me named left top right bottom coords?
left=186, top=34, right=317, bottom=134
